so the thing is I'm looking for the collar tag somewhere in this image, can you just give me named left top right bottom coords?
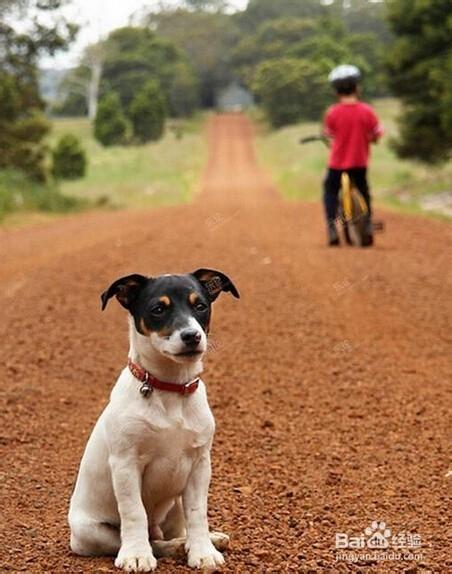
left=140, top=382, right=153, bottom=398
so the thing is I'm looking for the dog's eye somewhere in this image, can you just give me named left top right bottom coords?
left=151, top=304, right=166, bottom=315
left=195, top=302, right=208, bottom=312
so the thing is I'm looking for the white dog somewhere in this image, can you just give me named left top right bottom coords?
left=68, top=269, right=239, bottom=572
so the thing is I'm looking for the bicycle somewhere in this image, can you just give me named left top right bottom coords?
left=300, top=135, right=383, bottom=247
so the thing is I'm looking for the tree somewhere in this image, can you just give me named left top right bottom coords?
left=147, top=9, right=237, bottom=107
left=0, top=0, right=77, bottom=179
left=52, top=134, right=87, bottom=179
left=53, top=40, right=107, bottom=119
left=286, top=18, right=381, bottom=96
left=232, top=18, right=317, bottom=86
left=83, top=41, right=107, bottom=119
left=333, top=0, right=392, bottom=44
left=252, top=58, right=330, bottom=127
left=169, top=62, right=200, bottom=117
left=234, top=0, right=326, bottom=32
left=101, top=26, right=198, bottom=116
left=129, top=81, right=166, bottom=143
left=0, top=72, right=50, bottom=180
left=386, top=0, right=452, bottom=163
left=233, top=12, right=383, bottom=128
left=94, top=92, right=128, bottom=146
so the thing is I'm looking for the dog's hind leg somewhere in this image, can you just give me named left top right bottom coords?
left=70, top=515, right=120, bottom=557
left=161, top=497, right=186, bottom=540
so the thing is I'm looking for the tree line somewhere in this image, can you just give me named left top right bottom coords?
left=56, top=0, right=391, bottom=132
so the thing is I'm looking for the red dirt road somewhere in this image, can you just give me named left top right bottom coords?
left=0, top=114, right=451, bottom=573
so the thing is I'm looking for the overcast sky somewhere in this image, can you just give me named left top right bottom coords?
left=42, top=0, right=248, bottom=68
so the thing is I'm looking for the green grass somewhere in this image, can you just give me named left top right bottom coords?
left=0, top=169, right=86, bottom=223
left=1, top=114, right=205, bottom=225
left=49, top=114, right=207, bottom=209
left=254, top=99, right=452, bottom=216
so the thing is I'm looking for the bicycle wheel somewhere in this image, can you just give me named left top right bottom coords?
left=339, top=173, right=369, bottom=247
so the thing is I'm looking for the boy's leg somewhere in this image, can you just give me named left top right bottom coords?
left=323, top=168, right=342, bottom=219
left=348, top=168, right=371, bottom=214
left=323, top=169, right=342, bottom=246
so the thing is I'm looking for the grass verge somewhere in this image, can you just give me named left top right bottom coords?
left=0, top=169, right=86, bottom=223
left=48, top=114, right=207, bottom=209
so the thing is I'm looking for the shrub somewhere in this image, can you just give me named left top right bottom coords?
left=52, top=134, right=87, bottom=180
left=0, top=169, right=84, bottom=221
left=94, top=92, right=128, bottom=146
left=129, top=81, right=166, bottom=143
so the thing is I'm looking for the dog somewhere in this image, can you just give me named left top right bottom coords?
left=68, top=268, right=239, bottom=572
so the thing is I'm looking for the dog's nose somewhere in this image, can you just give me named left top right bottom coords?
left=180, top=329, right=202, bottom=348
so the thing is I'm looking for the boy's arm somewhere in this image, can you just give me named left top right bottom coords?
left=323, top=107, right=335, bottom=139
left=368, top=107, right=384, bottom=143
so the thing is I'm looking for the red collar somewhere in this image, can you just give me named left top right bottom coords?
left=127, top=358, right=199, bottom=397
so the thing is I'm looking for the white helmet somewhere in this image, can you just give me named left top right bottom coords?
left=328, top=64, right=361, bottom=84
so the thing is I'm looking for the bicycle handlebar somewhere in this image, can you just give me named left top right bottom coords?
left=299, top=135, right=330, bottom=147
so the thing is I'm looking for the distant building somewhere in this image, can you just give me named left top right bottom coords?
left=216, top=81, right=254, bottom=112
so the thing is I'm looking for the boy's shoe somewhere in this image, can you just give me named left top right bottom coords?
left=327, top=221, right=340, bottom=246
left=361, top=216, right=374, bottom=247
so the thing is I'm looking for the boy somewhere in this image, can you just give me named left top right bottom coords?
left=323, top=65, right=383, bottom=246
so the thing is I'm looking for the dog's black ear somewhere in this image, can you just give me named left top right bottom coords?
left=101, top=274, right=149, bottom=311
left=192, top=268, right=240, bottom=301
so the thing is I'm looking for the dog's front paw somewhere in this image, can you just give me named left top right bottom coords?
left=187, top=541, right=225, bottom=570
left=115, top=545, right=157, bottom=572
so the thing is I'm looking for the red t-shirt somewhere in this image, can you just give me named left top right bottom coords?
left=324, top=101, right=383, bottom=169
